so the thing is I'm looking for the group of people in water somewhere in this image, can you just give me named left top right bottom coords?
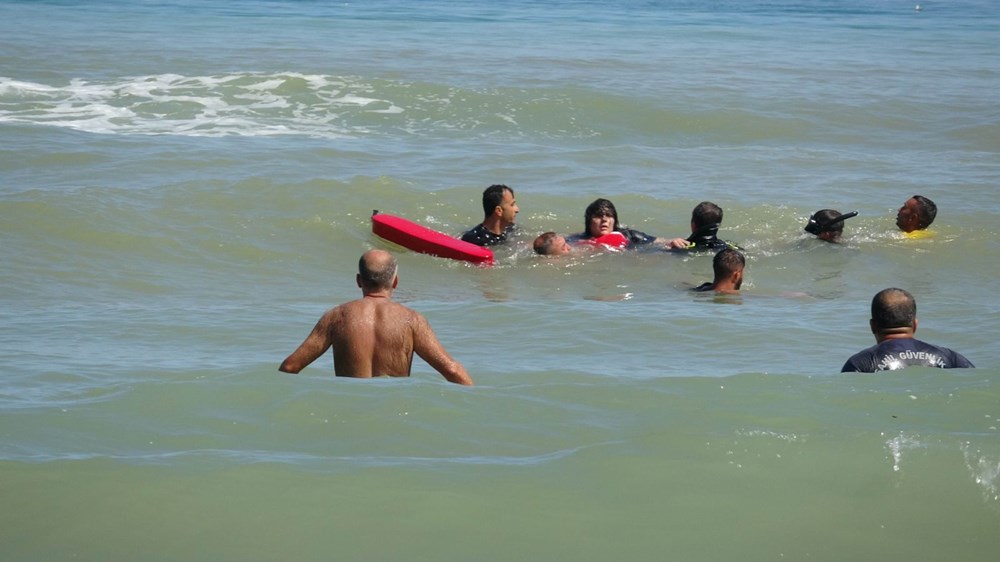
left=279, top=185, right=971, bottom=385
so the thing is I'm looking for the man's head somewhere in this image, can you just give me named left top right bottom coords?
left=482, top=184, right=518, bottom=226
left=712, top=248, right=745, bottom=290
left=691, top=201, right=723, bottom=235
left=805, top=209, right=849, bottom=242
left=870, top=287, right=917, bottom=339
left=357, top=249, right=398, bottom=292
left=896, top=195, right=936, bottom=233
left=584, top=198, right=619, bottom=237
left=533, top=232, right=572, bottom=256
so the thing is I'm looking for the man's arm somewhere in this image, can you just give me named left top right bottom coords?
left=279, top=314, right=333, bottom=374
left=658, top=237, right=694, bottom=250
left=411, top=313, right=473, bottom=386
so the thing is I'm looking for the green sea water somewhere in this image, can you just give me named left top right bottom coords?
left=2, top=1, right=998, bottom=559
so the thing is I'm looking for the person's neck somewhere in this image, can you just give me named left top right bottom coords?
left=363, top=290, right=392, bottom=299
left=876, top=329, right=914, bottom=343
left=712, top=280, right=739, bottom=294
left=482, top=216, right=507, bottom=235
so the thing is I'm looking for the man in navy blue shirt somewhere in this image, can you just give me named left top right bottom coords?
left=842, top=288, right=974, bottom=373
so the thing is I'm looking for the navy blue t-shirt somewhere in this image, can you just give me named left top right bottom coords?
left=841, top=338, right=974, bottom=373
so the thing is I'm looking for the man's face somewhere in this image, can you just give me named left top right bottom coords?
left=896, top=198, right=919, bottom=232
left=550, top=234, right=571, bottom=255
left=498, top=189, right=519, bottom=226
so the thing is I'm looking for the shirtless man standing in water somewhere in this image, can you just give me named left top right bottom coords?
left=279, top=250, right=473, bottom=385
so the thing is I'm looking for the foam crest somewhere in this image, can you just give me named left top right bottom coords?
left=0, top=73, right=405, bottom=138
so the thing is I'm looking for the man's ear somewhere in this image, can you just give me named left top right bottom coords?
left=356, top=274, right=363, bottom=288
left=869, top=319, right=877, bottom=336
left=912, top=318, right=918, bottom=334
left=392, top=275, right=399, bottom=289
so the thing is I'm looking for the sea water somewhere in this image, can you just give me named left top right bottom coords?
left=1, top=1, right=998, bottom=560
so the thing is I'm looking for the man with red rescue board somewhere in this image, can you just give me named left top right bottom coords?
left=461, top=184, right=519, bottom=246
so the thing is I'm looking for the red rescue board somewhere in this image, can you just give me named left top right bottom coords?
left=372, top=211, right=495, bottom=265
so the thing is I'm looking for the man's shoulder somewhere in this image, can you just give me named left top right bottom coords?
left=336, top=298, right=424, bottom=325
left=845, top=338, right=973, bottom=372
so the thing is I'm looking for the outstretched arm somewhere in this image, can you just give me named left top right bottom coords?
left=412, top=314, right=473, bottom=386
left=279, top=315, right=333, bottom=374
left=656, top=236, right=694, bottom=250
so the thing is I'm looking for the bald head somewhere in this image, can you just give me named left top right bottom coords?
left=871, top=287, right=916, bottom=335
left=358, top=250, right=398, bottom=290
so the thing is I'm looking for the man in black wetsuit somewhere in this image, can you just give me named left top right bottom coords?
left=841, top=288, right=974, bottom=373
left=461, top=184, right=518, bottom=247
left=681, top=201, right=741, bottom=251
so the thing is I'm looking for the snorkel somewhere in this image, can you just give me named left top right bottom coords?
left=805, top=210, right=858, bottom=235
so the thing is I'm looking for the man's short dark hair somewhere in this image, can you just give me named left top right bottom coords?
left=482, top=184, right=512, bottom=217
left=713, top=248, right=744, bottom=279
left=871, top=287, right=916, bottom=331
left=358, top=252, right=397, bottom=289
left=912, top=195, right=937, bottom=229
left=692, top=201, right=723, bottom=230
left=533, top=231, right=559, bottom=255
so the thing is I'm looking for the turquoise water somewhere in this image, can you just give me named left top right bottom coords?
left=2, top=1, right=999, bottom=559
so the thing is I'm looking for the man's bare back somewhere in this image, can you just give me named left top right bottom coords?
left=279, top=250, right=472, bottom=385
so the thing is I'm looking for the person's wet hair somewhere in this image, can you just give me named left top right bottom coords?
left=912, top=195, right=937, bottom=229
left=713, top=248, right=745, bottom=279
left=482, top=184, right=512, bottom=217
left=533, top=231, right=560, bottom=255
left=584, top=198, right=619, bottom=237
left=871, top=287, right=916, bottom=330
left=692, top=201, right=723, bottom=231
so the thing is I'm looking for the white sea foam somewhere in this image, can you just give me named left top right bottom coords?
left=0, top=73, right=401, bottom=139
left=886, top=432, right=923, bottom=473
left=961, top=442, right=1000, bottom=503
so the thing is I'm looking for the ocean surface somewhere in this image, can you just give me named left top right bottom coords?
left=2, top=0, right=998, bottom=559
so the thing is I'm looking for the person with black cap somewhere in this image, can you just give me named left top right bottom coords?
left=804, top=209, right=858, bottom=243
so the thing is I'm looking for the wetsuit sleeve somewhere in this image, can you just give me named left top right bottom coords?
left=622, top=228, right=656, bottom=246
